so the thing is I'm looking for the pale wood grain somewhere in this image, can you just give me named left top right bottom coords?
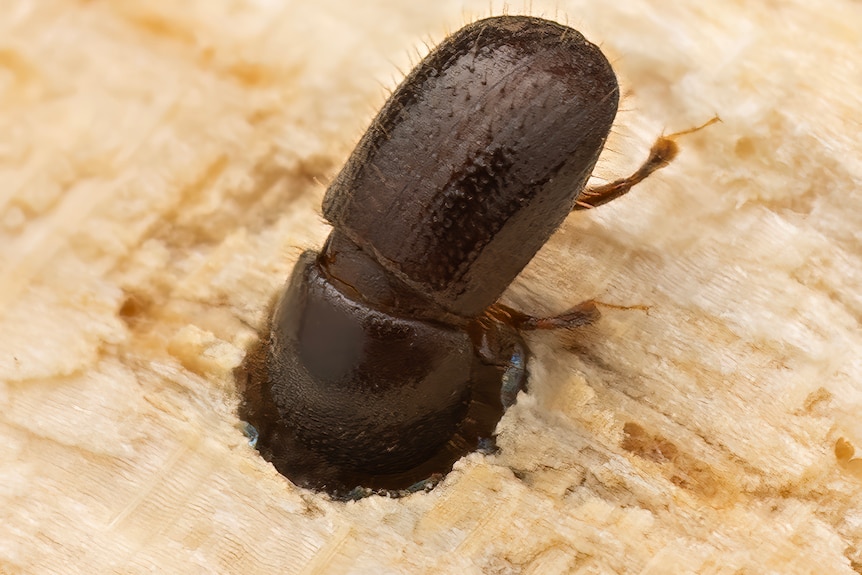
left=2, top=1, right=861, bottom=573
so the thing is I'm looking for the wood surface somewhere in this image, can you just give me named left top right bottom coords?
left=2, top=1, right=861, bottom=573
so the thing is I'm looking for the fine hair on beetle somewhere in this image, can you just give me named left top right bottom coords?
left=238, top=14, right=712, bottom=499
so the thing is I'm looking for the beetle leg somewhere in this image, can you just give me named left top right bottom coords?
left=488, top=300, right=600, bottom=331
left=488, top=299, right=652, bottom=331
left=574, top=117, right=720, bottom=210
left=574, top=138, right=677, bottom=210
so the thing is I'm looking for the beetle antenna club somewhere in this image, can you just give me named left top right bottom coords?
left=239, top=16, right=708, bottom=497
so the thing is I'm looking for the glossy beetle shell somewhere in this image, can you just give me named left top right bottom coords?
left=324, top=16, right=618, bottom=317
left=243, top=15, right=620, bottom=496
left=268, top=251, right=474, bottom=474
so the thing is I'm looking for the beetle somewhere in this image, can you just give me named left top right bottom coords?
left=241, top=15, right=696, bottom=497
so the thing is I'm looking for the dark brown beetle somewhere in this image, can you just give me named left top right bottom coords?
left=241, top=15, right=698, bottom=497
